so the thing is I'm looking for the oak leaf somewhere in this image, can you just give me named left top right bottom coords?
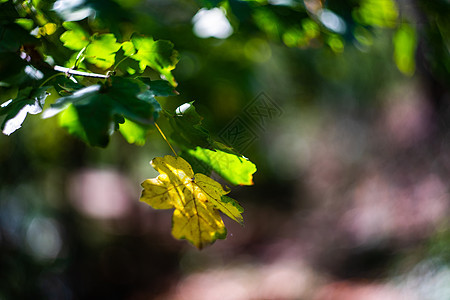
left=140, top=155, right=243, bottom=249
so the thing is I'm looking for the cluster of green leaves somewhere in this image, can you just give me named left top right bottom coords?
left=0, top=0, right=256, bottom=249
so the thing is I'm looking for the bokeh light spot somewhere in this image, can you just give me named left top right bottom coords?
left=192, top=8, right=233, bottom=39
left=26, top=217, right=63, bottom=260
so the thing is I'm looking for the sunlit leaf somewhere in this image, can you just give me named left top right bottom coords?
left=140, top=155, right=243, bottom=249
left=119, top=118, right=149, bottom=146
left=85, top=34, right=121, bottom=69
left=129, top=35, right=179, bottom=86
left=121, top=41, right=135, bottom=56
left=15, top=18, right=34, bottom=31
left=60, top=22, right=90, bottom=50
left=0, top=86, right=49, bottom=135
left=59, top=102, right=105, bottom=145
left=183, top=146, right=257, bottom=185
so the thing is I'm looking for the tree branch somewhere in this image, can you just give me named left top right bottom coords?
left=53, top=65, right=113, bottom=79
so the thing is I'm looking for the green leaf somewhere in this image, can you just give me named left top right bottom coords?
left=45, top=77, right=161, bottom=147
left=121, top=41, right=135, bottom=56
left=167, top=102, right=211, bottom=150
left=59, top=100, right=110, bottom=146
left=129, top=35, right=179, bottom=86
left=58, top=104, right=85, bottom=140
left=15, top=18, right=34, bottom=31
left=108, top=78, right=161, bottom=123
left=85, top=34, right=121, bottom=69
left=113, top=47, right=141, bottom=75
left=119, top=118, right=149, bottom=145
left=184, top=146, right=257, bottom=185
left=167, top=102, right=240, bottom=155
left=60, top=22, right=90, bottom=50
left=0, top=86, right=49, bottom=135
left=180, top=150, right=213, bottom=175
left=139, top=78, right=179, bottom=97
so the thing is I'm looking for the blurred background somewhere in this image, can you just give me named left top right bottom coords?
left=1, top=0, right=450, bottom=299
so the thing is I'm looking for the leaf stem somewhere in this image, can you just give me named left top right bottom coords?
left=38, top=72, right=65, bottom=88
left=155, top=122, right=177, bottom=157
left=113, top=56, right=130, bottom=72
left=72, top=46, right=87, bottom=69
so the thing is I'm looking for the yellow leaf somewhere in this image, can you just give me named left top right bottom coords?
left=38, top=23, right=57, bottom=37
left=140, top=155, right=244, bottom=249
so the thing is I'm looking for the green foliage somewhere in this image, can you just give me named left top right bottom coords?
left=0, top=0, right=428, bottom=248
left=85, top=34, right=121, bottom=69
left=60, top=22, right=90, bottom=50
left=0, top=0, right=259, bottom=248
left=166, top=102, right=211, bottom=150
left=162, top=102, right=239, bottom=155
left=45, top=77, right=161, bottom=147
left=128, top=35, right=179, bottom=86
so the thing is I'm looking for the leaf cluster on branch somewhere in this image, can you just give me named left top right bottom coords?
left=0, top=0, right=256, bottom=249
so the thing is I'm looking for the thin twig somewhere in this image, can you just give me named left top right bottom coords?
left=53, top=65, right=112, bottom=79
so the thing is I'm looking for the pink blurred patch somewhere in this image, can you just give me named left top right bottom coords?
left=378, top=84, right=434, bottom=148
left=68, top=168, right=136, bottom=219
left=340, top=172, right=448, bottom=244
left=169, top=258, right=318, bottom=300
left=313, top=281, right=417, bottom=300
